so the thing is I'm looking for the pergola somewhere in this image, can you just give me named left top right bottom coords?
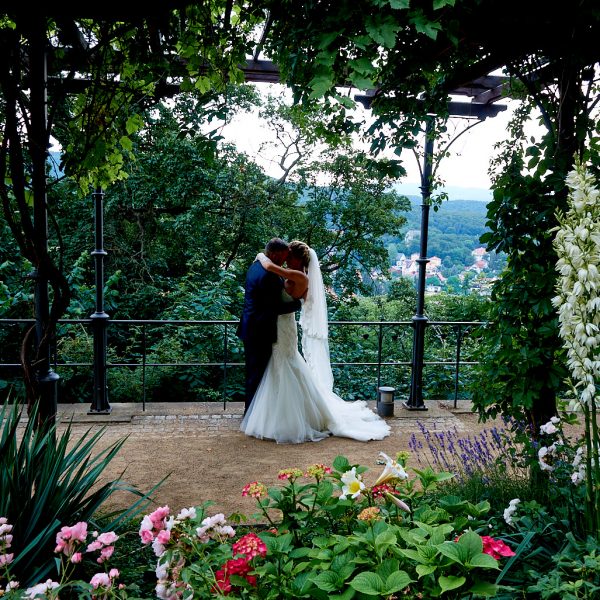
left=1, top=4, right=541, bottom=423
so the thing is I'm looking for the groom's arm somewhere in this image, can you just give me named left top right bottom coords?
left=277, top=297, right=301, bottom=314
left=263, top=272, right=301, bottom=314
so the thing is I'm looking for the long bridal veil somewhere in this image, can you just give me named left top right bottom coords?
left=299, top=248, right=334, bottom=392
left=299, top=248, right=390, bottom=440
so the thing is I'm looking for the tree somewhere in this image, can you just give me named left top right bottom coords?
left=256, top=0, right=600, bottom=428
left=0, top=5, right=263, bottom=416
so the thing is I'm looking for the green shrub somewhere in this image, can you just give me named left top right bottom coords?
left=0, top=399, right=157, bottom=585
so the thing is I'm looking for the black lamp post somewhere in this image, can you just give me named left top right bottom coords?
left=402, top=102, right=507, bottom=409
left=88, top=187, right=111, bottom=414
left=403, top=119, right=434, bottom=410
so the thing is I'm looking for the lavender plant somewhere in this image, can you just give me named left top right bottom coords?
left=408, top=420, right=531, bottom=509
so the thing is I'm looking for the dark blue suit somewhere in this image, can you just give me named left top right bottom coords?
left=237, top=261, right=301, bottom=413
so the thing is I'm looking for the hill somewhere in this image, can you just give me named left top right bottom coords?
left=387, top=198, right=505, bottom=277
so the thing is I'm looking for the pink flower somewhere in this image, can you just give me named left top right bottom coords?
left=140, top=528, right=154, bottom=544
left=277, top=468, right=303, bottom=481
left=55, top=522, right=88, bottom=557
left=90, top=572, right=111, bottom=589
left=149, top=506, right=170, bottom=529
left=242, top=482, right=267, bottom=498
left=98, top=545, right=115, bottom=563
left=97, top=532, right=119, bottom=545
left=0, top=553, right=14, bottom=566
left=156, top=529, right=171, bottom=545
left=371, top=484, right=394, bottom=498
left=233, top=533, right=267, bottom=559
left=86, top=540, right=102, bottom=552
left=481, top=536, right=515, bottom=559
left=305, top=464, right=332, bottom=479
left=71, top=552, right=82, bottom=563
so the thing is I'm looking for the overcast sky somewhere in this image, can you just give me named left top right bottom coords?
left=216, top=84, right=527, bottom=201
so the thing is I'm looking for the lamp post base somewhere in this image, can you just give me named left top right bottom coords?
left=402, top=401, right=429, bottom=411
left=87, top=407, right=112, bottom=415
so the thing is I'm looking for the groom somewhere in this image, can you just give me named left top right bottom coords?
left=237, top=238, right=302, bottom=414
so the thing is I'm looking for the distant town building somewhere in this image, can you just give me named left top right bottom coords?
left=471, top=247, right=488, bottom=259
left=391, top=253, right=446, bottom=283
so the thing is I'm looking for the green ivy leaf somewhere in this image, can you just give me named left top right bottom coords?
left=311, top=571, right=341, bottom=592
left=349, top=73, right=375, bottom=90
left=318, top=30, right=343, bottom=50
left=365, top=15, right=400, bottom=48
left=416, top=564, right=437, bottom=577
left=333, top=455, right=350, bottom=472
left=384, top=570, right=413, bottom=594
left=349, top=57, right=376, bottom=75
left=433, top=0, right=456, bottom=9
left=119, top=136, right=133, bottom=152
left=469, top=580, right=500, bottom=596
left=350, top=572, right=385, bottom=595
left=389, top=0, right=410, bottom=8
left=410, top=11, right=442, bottom=39
left=469, top=553, right=500, bottom=569
left=439, top=575, right=466, bottom=593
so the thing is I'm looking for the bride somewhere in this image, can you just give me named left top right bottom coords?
left=240, top=240, right=390, bottom=443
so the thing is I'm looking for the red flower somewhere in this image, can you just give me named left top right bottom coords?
left=214, top=569, right=232, bottom=595
left=233, top=533, right=267, bottom=559
left=224, top=557, right=251, bottom=575
left=481, top=536, right=516, bottom=559
left=454, top=534, right=515, bottom=560
left=371, top=484, right=394, bottom=498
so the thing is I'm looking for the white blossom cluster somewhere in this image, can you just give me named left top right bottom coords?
left=503, top=498, right=521, bottom=525
left=571, top=446, right=586, bottom=485
left=552, top=163, right=600, bottom=407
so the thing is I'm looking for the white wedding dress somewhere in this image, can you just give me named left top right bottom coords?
left=240, top=249, right=390, bottom=444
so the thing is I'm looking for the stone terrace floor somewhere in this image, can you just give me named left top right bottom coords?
left=28, top=400, right=493, bottom=516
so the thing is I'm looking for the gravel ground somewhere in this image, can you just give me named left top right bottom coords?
left=44, top=400, right=504, bottom=518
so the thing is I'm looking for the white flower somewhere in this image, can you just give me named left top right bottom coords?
left=152, top=537, right=166, bottom=557
left=573, top=446, right=585, bottom=468
left=385, top=492, right=411, bottom=512
left=176, top=507, right=196, bottom=521
left=373, top=452, right=409, bottom=486
left=139, top=515, right=153, bottom=534
left=540, top=421, right=558, bottom=435
left=503, top=498, right=520, bottom=524
left=201, top=513, right=226, bottom=528
left=554, top=163, right=600, bottom=409
left=538, top=446, right=555, bottom=472
left=340, top=467, right=365, bottom=500
left=156, top=560, right=169, bottom=580
left=25, top=580, right=60, bottom=599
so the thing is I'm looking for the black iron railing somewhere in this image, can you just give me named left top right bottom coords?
left=0, top=318, right=487, bottom=410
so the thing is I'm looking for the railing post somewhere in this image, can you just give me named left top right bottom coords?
left=454, top=324, right=463, bottom=408
left=88, top=187, right=111, bottom=414
left=223, top=323, right=228, bottom=410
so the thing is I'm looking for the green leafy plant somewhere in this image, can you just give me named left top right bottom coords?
left=0, top=453, right=522, bottom=598
left=0, top=399, right=159, bottom=586
left=527, top=533, right=600, bottom=599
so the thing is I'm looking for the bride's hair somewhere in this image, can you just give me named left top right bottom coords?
left=289, top=240, right=311, bottom=270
